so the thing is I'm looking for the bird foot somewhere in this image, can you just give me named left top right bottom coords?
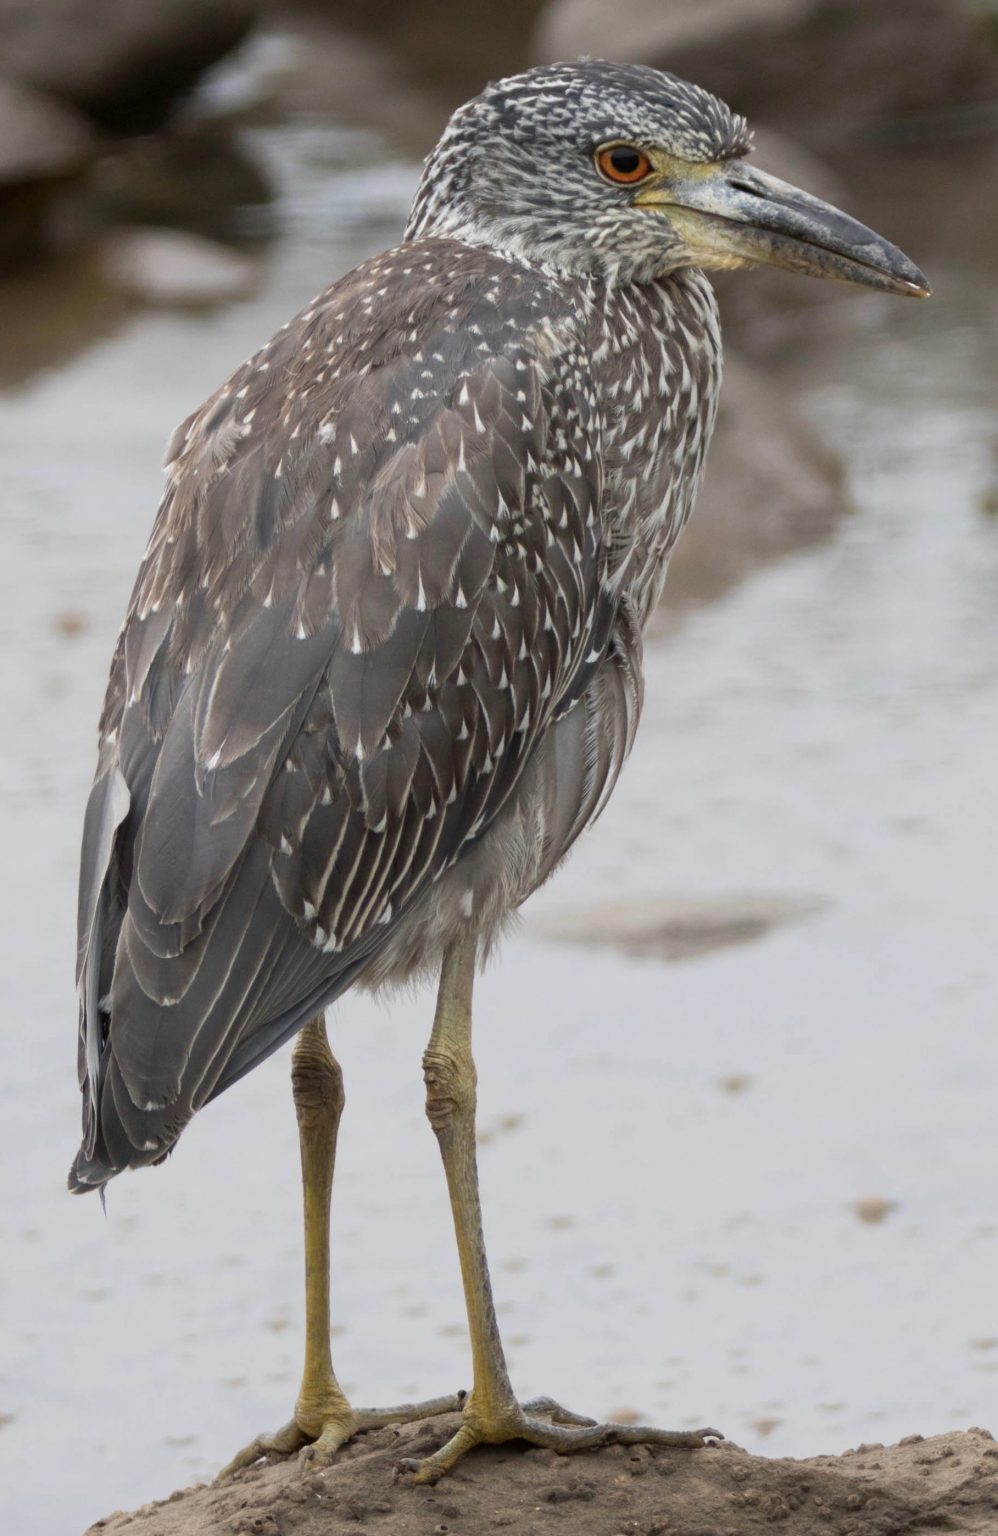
left=398, top=1393, right=722, bottom=1484
left=219, top=1389, right=467, bottom=1478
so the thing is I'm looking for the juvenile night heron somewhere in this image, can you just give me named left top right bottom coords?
left=70, top=60, right=928, bottom=1482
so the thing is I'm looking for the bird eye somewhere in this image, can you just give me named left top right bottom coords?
left=595, top=144, right=653, bottom=185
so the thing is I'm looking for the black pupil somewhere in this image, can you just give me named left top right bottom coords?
left=610, top=147, right=642, bottom=176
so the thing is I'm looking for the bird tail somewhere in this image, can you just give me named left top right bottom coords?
left=67, top=959, right=366, bottom=1197
left=67, top=1073, right=173, bottom=1196
left=67, top=1145, right=115, bottom=1196
left=70, top=748, right=372, bottom=1199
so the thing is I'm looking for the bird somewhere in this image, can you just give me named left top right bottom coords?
left=69, top=59, right=929, bottom=1484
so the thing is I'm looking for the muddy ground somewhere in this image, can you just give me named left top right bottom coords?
left=88, top=1423, right=998, bottom=1535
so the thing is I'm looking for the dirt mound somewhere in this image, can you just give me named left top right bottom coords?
left=87, top=1420, right=998, bottom=1535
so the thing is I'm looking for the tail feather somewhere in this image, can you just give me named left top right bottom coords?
left=67, top=1148, right=112, bottom=1195
left=66, top=956, right=360, bottom=1196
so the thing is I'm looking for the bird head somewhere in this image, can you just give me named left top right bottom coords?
left=406, top=59, right=929, bottom=297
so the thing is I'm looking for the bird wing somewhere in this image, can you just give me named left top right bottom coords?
left=73, top=239, right=613, bottom=1185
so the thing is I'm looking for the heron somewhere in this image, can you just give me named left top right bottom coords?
left=69, top=59, right=928, bottom=1484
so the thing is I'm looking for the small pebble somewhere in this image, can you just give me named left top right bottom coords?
left=54, top=610, right=87, bottom=638
left=853, top=1195, right=896, bottom=1224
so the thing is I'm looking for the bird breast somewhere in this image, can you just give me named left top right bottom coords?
left=362, top=268, right=724, bottom=984
left=588, top=267, right=723, bottom=624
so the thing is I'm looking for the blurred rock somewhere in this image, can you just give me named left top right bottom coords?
left=0, top=0, right=261, bottom=131
left=98, top=228, right=257, bottom=306
left=0, top=78, right=97, bottom=184
left=53, top=611, right=89, bottom=639
left=539, top=892, right=826, bottom=961
left=665, top=353, right=849, bottom=611
left=0, top=78, right=97, bottom=268
left=283, top=0, right=546, bottom=107
left=243, top=15, right=447, bottom=154
left=538, top=0, right=802, bottom=66
left=746, top=125, right=846, bottom=207
left=0, top=246, right=135, bottom=386
left=854, top=1195, right=897, bottom=1224
left=535, top=0, right=998, bottom=145
left=93, top=120, right=272, bottom=243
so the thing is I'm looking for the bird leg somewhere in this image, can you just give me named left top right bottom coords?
left=220, top=1016, right=463, bottom=1477
left=401, top=933, right=721, bottom=1485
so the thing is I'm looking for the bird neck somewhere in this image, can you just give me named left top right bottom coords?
left=583, top=269, right=724, bottom=624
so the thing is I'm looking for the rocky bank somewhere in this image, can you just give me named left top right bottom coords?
left=87, top=1423, right=998, bottom=1536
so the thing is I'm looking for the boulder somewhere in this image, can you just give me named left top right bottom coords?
left=0, top=0, right=261, bottom=130
left=280, top=0, right=547, bottom=109
left=538, top=0, right=802, bottom=68
left=0, top=78, right=97, bottom=185
left=742, top=125, right=845, bottom=207
left=664, top=352, right=849, bottom=612
left=0, top=78, right=97, bottom=268
left=83, top=1424, right=998, bottom=1536
left=535, top=0, right=998, bottom=144
left=97, top=227, right=257, bottom=306
left=92, top=121, right=271, bottom=244
left=241, top=13, right=449, bottom=155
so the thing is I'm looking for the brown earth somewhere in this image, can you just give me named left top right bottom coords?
left=87, top=1420, right=998, bottom=1535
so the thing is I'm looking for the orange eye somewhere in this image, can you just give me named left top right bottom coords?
left=596, top=144, right=653, bottom=185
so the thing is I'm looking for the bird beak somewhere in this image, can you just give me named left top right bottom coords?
left=637, top=159, right=931, bottom=298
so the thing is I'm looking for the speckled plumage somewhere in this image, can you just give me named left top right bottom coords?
left=71, top=63, right=731, bottom=1188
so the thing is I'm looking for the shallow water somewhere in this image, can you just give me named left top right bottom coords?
left=0, top=110, right=995, bottom=1534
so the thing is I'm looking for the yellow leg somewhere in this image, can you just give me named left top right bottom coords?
left=422, top=933, right=516, bottom=1428
left=220, top=1016, right=462, bottom=1478
left=293, top=1015, right=351, bottom=1434
left=404, top=933, right=722, bottom=1485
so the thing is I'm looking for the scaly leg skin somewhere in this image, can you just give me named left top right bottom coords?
left=399, top=934, right=722, bottom=1486
left=221, top=1017, right=464, bottom=1477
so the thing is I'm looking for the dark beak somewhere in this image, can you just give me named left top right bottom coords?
left=637, top=159, right=931, bottom=298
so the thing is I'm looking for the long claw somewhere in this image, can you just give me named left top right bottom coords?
left=301, top=1421, right=353, bottom=1465
left=401, top=1423, right=481, bottom=1485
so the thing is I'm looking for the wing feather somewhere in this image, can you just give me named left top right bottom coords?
left=70, top=239, right=614, bottom=1190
